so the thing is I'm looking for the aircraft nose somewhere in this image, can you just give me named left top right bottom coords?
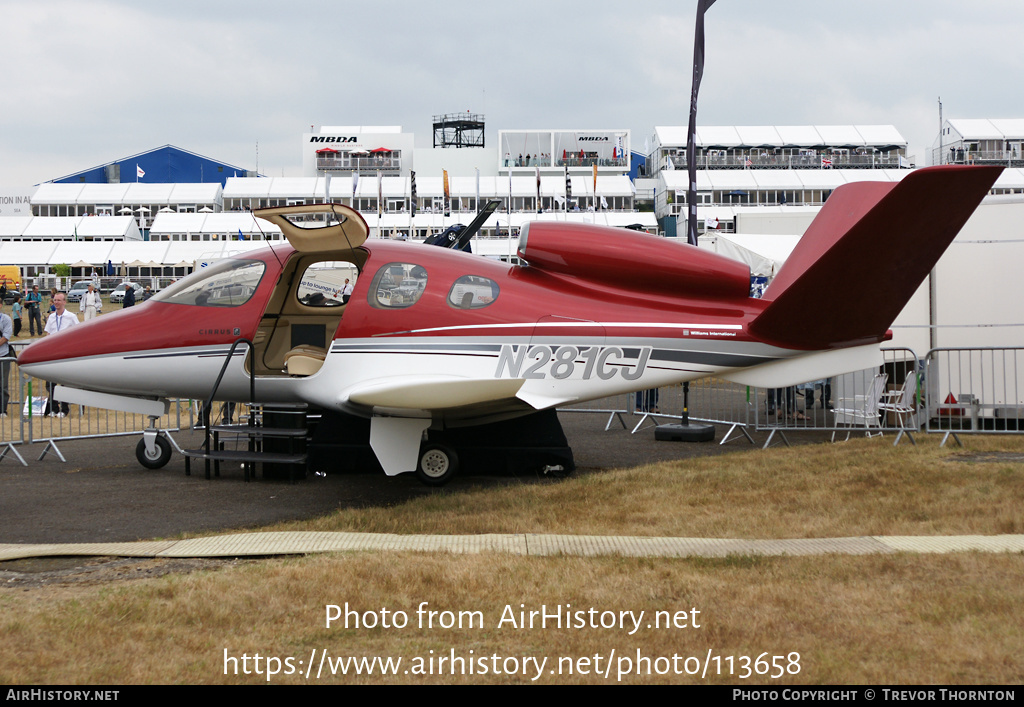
left=18, top=306, right=147, bottom=375
left=16, top=305, right=169, bottom=398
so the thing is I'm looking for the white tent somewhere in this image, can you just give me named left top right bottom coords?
left=698, top=233, right=801, bottom=277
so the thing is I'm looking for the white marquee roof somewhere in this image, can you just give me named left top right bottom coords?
left=31, top=183, right=84, bottom=205
left=47, top=241, right=117, bottom=265
left=149, top=212, right=282, bottom=236
left=947, top=118, right=1024, bottom=141
left=0, top=217, right=33, bottom=237
left=654, top=125, right=907, bottom=150
left=0, top=242, right=58, bottom=265
left=77, top=184, right=131, bottom=203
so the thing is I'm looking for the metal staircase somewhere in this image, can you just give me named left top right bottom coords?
left=183, top=339, right=308, bottom=481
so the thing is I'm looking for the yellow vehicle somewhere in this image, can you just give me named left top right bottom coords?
left=0, top=266, right=22, bottom=292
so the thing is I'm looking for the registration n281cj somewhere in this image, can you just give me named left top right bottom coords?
left=494, top=345, right=650, bottom=381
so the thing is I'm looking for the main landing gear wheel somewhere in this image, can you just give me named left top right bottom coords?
left=136, top=435, right=172, bottom=469
left=416, top=444, right=459, bottom=486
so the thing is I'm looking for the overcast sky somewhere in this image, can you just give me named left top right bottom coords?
left=1, top=0, right=1021, bottom=186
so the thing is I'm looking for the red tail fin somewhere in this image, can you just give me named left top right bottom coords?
left=750, top=165, right=1002, bottom=350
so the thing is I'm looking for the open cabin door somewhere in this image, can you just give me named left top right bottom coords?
left=250, top=204, right=370, bottom=377
left=254, top=203, right=369, bottom=253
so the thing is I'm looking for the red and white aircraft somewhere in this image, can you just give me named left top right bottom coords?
left=19, top=165, right=1001, bottom=480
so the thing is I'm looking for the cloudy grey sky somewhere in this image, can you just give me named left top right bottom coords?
left=1, top=0, right=1021, bottom=185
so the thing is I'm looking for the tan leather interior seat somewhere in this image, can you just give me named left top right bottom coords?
left=283, top=345, right=328, bottom=376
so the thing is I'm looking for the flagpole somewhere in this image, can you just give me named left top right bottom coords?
left=686, top=0, right=717, bottom=247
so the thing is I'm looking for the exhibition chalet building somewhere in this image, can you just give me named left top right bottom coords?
left=9, top=119, right=1024, bottom=254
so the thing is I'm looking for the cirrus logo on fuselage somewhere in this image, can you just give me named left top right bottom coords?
left=494, top=344, right=650, bottom=381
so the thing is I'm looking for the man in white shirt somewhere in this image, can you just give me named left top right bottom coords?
left=341, top=278, right=354, bottom=304
left=43, top=292, right=79, bottom=416
left=79, top=283, right=102, bottom=321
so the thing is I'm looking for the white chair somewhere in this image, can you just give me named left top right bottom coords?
left=879, top=372, right=919, bottom=445
left=831, top=373, right=888, bottom=441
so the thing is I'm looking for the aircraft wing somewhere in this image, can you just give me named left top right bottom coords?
left=346, top=375, right=526, bottom=410
left=343, top=375, right=561, bottom=477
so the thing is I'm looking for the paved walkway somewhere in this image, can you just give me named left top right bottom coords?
left=2, top=532, right=1023, bottom=562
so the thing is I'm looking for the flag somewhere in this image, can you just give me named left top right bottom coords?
left=410, top=170, right=417, bottom=217
left=744, top=157, right=753, bottom=167
left=821, top=157, right=833, bottom=169
left=592, top=163, right=598, bottom=196
left=352, top=172, right=359, bottom=200
left=443, top=169, right=450, bottom=217
left=564, top=166, right=572, bottom=211
left=686, top=0, right=717, bottom=246
left=136, top=164, right=145, bottom=179
left=73, top=225, right=78, bottom=242
left=535, top=165, right=541, bottom=205
left=600, top=195, right=608, bottom=210
left=377, top=170, right=383, bottom=217
left=238, top=228, right=245, bottom=241
left=324, top=173, right=332, bottom=202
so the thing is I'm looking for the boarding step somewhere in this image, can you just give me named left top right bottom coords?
left=183, top=446, right=308, bottom=481
left=209, top=423, right=308, bottom=438
left=183, top=448, right=307, bottom=465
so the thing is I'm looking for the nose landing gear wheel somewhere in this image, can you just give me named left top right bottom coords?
left=136, top=435, right=172, bottom=469
left=416, top=444, right=459, bottom=486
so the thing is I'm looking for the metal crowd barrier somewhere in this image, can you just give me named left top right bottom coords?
left=0, top=353, right=194, bottom=466
left=622, top=379, right=757, bottom=445
left=559, top=348, right=928, bottom=449
left=924, top=347, right=1024, bottom=446
left=10, top=346, right=1022, bottom=466
left=746, top=348, right=922, bottom=448
left=558, top=393, right=633, bottom=431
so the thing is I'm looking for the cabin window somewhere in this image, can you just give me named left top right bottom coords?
left=447, top=275, right=499, bottom=309
left=296, top=261, right=358, bottom=307
left=368, top=262, right=428, bottom=309
left=151, top=259, right=265, bottom=307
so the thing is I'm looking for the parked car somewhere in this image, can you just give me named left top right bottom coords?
left=109, top=282, right=144, bottom=304
left=66, top=281, right=93, bottom=303
left=2, top=288, right=22, bottom=305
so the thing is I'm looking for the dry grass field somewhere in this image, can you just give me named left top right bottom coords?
left=1, top=435, right=1023, bottom=684
left=273, top=434, right=1024, bottom=539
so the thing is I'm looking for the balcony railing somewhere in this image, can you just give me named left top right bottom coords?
left=504, top=157, right=629, bottom=168
left=665, top=153, right=909, bottom=170
left=317, top=157, right=401, bottom=172
left=934, top=148, right=1024, bottom=167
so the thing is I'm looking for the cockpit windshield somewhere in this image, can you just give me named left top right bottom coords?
left=150, top=259, right=266, bottom=307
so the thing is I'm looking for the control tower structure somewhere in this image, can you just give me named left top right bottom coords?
left=433, top=112, right=485, bottom=148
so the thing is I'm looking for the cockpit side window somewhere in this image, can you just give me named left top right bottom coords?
left=368, top=262, right=428, bottom=309
left=151, top=259, right=265, bottom=307
left=296, top=261, right=358, bottom=307
left=447, top=275, right=499, bottom=309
